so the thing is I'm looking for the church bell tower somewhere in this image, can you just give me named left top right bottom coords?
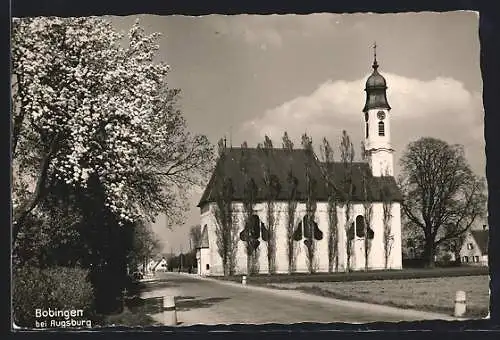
left=363, top=43, right=394, bottom=177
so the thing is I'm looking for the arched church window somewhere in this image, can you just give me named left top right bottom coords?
left=294, top=215, right=323, bottom=241
left=355, top=215, right=365, bottom=237
left=240, top=215, right=261, bottom=241
left=240, top=215, right=269, bottom=250
left=378, top=121, right=385, bottom=136
left=355, top=215, right=375, bottom=239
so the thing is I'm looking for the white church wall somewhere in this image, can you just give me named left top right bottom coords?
left=292, top=203, right=308, bottom=273
left=273, top=202, right=290, bottom=274
left=367, top=203, right=385, bottom=270
left=202, top=204, right=224, bottom=276
left=390, top=202, right=403, bottom=269
left=336, top=205, right=347, bottom=271
left=200, top=248, right=211, bottom=276
left=312, top=202, right=330, bottom=273
left=232, top=204, right=246, bottom=274
left=202, top=200, right=402, bottom=275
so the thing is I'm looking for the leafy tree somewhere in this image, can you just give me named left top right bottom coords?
left=127, top=220, right=162, bottom=272
left=399, top=137, right=487, bottom=267
left=11, top=17, right=213, bottom=246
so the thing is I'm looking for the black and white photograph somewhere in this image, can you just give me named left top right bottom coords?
left=11, top=10, right=490, bottom=330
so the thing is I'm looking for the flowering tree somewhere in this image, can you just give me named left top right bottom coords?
left=11, top=17, right=213, bottom=245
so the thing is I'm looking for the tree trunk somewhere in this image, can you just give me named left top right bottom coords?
left=423, top=240, right=436, bottom=268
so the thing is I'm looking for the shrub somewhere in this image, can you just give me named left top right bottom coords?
left=12, top=265, right=94, bottom=328
left=103, top=307, right=160, bottom=327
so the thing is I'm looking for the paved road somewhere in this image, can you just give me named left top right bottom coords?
left=140, top=272, right=453, bottom=326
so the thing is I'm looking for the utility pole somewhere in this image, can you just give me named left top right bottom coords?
left=189, top=239, right=193, bottom=273
left=179, top=245, right=183, bottom=272
left=170, top=246, right=173, bottom=272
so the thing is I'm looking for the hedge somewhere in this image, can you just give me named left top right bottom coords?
left=12, top=265, right=94, bottom=328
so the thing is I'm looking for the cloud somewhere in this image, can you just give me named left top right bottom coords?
left=239, top=73, right=485, bottom=174
left=207, top=14, right=344, bottom=49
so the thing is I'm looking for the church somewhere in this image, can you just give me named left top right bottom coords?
left=196, top=48, right=403, bottom=276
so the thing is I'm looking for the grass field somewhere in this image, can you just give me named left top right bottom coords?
left=267, top=275, right=489, bottom=318
left=213, top=266, right=489, bottom=284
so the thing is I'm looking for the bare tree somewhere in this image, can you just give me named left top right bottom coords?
left=239, top=142, right=260, bottom=275
left=258, top=136, right=281, bottom=274
left=283, top=132, right=299, bottom=274
left=320, top=138, right=340, bottom=272
left=340, top=130, right=355, bottom=272
left=359, top=143, right=373, bottom=271
left=380, top=168, right=395, bottom=269
left=399, top=137, right=487, bottom=267
left=213, top=138, right=238, bottom=276
left=301, top=133, right=319, bottom=273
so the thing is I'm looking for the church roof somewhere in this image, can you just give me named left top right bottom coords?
left=470, top=229, right=488, bottom=255
left=197, top=147, right=403, bottom=207
left=197, top=224, right=209, bottom=249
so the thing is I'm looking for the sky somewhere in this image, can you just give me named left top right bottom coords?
left=109, top=11, right=484, bottom=254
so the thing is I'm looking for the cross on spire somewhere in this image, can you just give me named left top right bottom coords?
left=372, top=41, right=379, bottom=70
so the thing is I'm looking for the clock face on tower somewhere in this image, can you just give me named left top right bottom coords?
left=377, top=110, right=386, bottom=120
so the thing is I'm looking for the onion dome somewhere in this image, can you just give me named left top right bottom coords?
left=363, top=43, right=391, bottom=112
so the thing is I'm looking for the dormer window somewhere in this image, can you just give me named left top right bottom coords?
left=378, top=121, right=385, bottom=136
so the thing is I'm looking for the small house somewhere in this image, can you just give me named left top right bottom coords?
left=152, top=257, right=168, bottom=272
left=460, top=227, right=488, bottom=266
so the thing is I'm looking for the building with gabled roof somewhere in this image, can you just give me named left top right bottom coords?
left=460, top=227, right=488, bottom=266
left=197, top=48, right=403, bottom=276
